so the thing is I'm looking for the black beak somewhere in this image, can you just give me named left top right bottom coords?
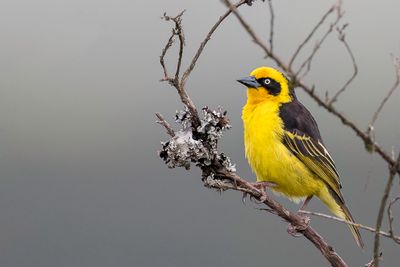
left=237, top=76, right=261, bottom=88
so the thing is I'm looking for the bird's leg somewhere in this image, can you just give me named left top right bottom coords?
left=287, top=196, right=313, bottom=236
left=298, top=195, right=313, bottom=212
left=242, top=181, right=277, bottom=203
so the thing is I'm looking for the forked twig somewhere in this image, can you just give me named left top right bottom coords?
left=368, top=57, right=400, bottom=131
left=288, top=4, right=335, bottom=70
left=328, top=24, right=358, bottom=105
left=296, top=5, right=344, bottom=77
left=181, top=0, right=247, bottom=87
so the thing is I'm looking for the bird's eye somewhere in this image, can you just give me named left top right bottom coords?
left=264, top=79, right=271, bottom=85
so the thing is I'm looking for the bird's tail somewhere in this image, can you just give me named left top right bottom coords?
left=318, top=187, right=364, bottom=248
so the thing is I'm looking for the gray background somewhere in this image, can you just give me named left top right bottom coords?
left=0, top=0, right=399, bottom=266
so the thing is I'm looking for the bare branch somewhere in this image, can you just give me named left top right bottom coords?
left=267, top=0, right=274, bottom=54
left=300, top=210, right=400, bottom=241
left=328, top=25, right=358, bottom=105
left=160, top=11, right=201, bottom=128
left=174, top=12, right=185, bottom=80
left=288, top=4, right=335, bottom=70
left=159, top=32, right=175, bottom=82
left=365, top=253, right=383, bottom=267
left=212, top=169, right=348, bottom=267
left=373, top=152, right=400, bottom=267
left=296, top=6, right=344, bottom=77
left=368, top=57, right=400, bottom=130
left=155, top=112, right=175, bottom=137
left=222, top=0, right=288, bottom=72
left=388, top=196, right=400, bottom=244
left=180, top=0, right=247, bottom=87
left=160, top=11, right=186, bottom=84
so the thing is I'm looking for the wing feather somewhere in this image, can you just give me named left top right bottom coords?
left=279, top=99, right=343, bottom=201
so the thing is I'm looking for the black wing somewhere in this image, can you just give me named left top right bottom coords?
left=279, top=99, right=343, bottom=201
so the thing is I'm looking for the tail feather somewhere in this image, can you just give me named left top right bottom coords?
left=339, top=201, right=364, bottom=248
left=319, top=187, right=364, bottom=248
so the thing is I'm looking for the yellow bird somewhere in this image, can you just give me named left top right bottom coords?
left=237, top=66, right=363, bottom=248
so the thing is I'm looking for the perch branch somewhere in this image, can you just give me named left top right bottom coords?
left=209, top=169, right=348, bottom=267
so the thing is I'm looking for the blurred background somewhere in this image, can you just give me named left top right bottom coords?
left=0, top=0, right=399, bottom=266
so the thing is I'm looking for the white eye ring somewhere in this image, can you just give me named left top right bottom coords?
left=264, top=79, right=271, bottom=85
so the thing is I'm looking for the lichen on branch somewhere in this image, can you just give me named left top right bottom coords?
left=159, top=106, right=235, bottom=173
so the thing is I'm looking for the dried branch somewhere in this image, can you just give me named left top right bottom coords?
left=388, top=196, right=400, bottom=244
left=288, top=4, right=335, bottom=70
left=160, top=11, right=200, bottom=128
left=208, top=170, right=348, bottom=267
left=296, top=5, right=344, bottom=77
left=328, top=24, right=358, bottom=105
left=160, top=32, right=175, bottom=81
left=267, top=0, right=274, bottom=54
left=180, top=0, right=247, bottom=87
left=365, top=253, right=383, bottom=267
left=222, top=0, right=287, bottom=71
left=373, top=152, right=400, bottom=267
left=368, top=57, right=400, bottom=131
left=156, top=112, right=175, bottom=137
left=300, top=210, right=400, bottom=241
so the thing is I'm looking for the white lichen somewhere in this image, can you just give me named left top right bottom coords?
left=159, top=106, right=235, bottom=173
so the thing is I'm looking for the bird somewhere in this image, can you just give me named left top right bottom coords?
left=237, top=66, right=364, bottom=248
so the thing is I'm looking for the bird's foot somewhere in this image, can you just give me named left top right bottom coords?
left=287, top=215, right=310, bottom=237
left=242, top=181, right=276, bottom=203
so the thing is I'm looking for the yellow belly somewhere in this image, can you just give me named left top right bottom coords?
left=242, top=102, right=324, bottom=201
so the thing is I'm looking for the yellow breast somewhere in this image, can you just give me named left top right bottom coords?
left=242, top=101, right=323, bottom=200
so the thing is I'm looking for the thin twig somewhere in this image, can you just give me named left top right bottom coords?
left=222, top=0, right=287, bottom=72
left=296, top=6, right=344, bottom=77
left=300, top=210, right=400, bottom=241
left=373, top=152, right=400, bottom=267
left=365, top=253, right=383, bottom=267
left=180, top=0, right=247, bottom=87
left=288, top=4, right=335, bottom=70
left=174, top=11, right=185, bottom=80
left=368, top=57, right=400, bottom=130
left=267, top=0, right=274, bottom=54
left=388, top=196, right=400, bottom=244
left=328, top=24, right=358, bottom=105
left=160, top=29, right=176, bottom=82
left=160, top=11, right=201, bottom=128
left=156, top=112, right=175, bottom=137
